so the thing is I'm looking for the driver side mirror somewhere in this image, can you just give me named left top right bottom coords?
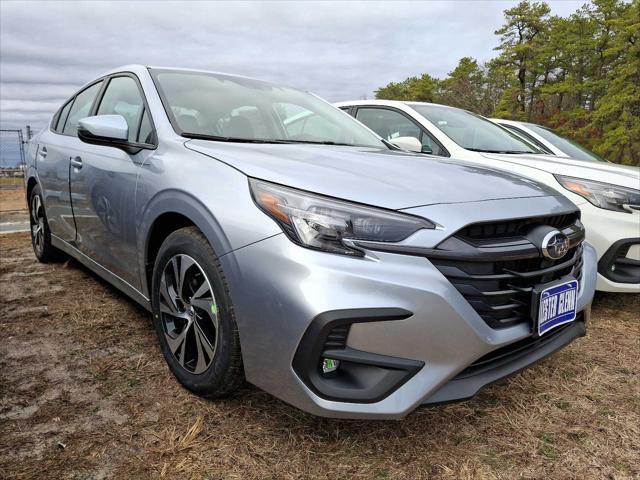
left=78, top=115, right=147, bottom=154
left=390, top=136, right=422, bottom=153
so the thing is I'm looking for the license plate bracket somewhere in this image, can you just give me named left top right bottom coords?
left=531, top=277, right=578, bottom=337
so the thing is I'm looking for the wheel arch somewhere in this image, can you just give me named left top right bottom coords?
left=26, top=175, right=38, bottom=203
left=139, top=190, right=233, bottom=299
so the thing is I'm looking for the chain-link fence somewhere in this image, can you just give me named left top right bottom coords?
left=0, top=129, right=27, bottom=188
left=0, top=129, right=26, bottom=169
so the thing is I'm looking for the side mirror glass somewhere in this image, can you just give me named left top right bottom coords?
left=390, top=136, right=422, bottom=153
left=78, top=115, right=128, bottom=142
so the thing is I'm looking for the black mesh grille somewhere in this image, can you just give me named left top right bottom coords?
left=429, top=216, right=584, bottom=329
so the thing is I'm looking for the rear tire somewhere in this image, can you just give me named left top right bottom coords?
left=151, top=226, right=243, bottom=397
left=28, top=185, right=62, bottom=263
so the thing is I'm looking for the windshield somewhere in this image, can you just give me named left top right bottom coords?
left=150, top=69, right=385, bottom=148
left=524, top=123, right=607, bottom=162
left=410, top=104, right=540, bottom=154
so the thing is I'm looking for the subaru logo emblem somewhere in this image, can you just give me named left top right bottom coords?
left=541, top=230, right=570, bottom=260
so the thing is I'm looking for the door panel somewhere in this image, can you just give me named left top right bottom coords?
left=68, top=140, right=149, bottom=289
left=69, top=74, right=155, bottom=291
left=35, top=130, right=77, bottom=241
left=36, top=81, right=105, bottom=242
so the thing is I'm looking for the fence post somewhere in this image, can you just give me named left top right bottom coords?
left=26, top=125, right=32, bottom=141
left=17, top=130, right=25, bottom=167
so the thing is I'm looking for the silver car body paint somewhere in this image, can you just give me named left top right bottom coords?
left=26, top=65, right=596, bottom=419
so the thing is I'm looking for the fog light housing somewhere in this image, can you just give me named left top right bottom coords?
left=322, top=358, right=340, bottom=375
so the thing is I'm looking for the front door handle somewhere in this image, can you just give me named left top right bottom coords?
left=70, top=156, right=83, bottom=169
left=38, top=146, right=47, bottom=159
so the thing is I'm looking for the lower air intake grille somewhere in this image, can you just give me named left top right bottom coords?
left=455, top=314, right=583, bottom=379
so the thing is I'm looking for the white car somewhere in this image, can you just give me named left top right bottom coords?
left=335, top=100, right=640, bottom=293
left=490, top=119, right=608, bottom=163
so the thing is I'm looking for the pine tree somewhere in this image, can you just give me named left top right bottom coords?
left=494, top=1, right=551, bottom=117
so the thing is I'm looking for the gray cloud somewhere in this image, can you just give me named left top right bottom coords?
left=1, top=0, right=585, bottom=130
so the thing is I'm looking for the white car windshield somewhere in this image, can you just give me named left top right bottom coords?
left=411, top=104, right=540, bottom=154
left=151, top=69, right=385, bottom=148
left=525, top=123, right=607, bottom=162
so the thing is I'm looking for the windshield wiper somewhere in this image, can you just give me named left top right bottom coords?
left=466, top=148, right=535, bottom=154
left=282, top=140, right=357, bottom=147
left=182, top=133, right=295, bottom=144
left=183, top=133, right=374, bottom=148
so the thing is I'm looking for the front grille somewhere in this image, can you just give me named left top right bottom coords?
left=429, top=216, right=584, bottom=329
left=457, top=213, right=579, bottom=241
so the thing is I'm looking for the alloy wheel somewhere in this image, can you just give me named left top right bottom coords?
left=31, top=194, right=45, bottom=256
left=159, top=254, right=219, bottom=374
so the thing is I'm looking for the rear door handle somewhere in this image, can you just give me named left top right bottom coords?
left=38, top=146, right=47, bottom=159
left=70, top=156, right=83, bottom=169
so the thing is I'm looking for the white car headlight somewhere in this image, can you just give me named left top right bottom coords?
left=555, top=175, right=640, bottom=214
left=250, top=179, right=434, bottom=256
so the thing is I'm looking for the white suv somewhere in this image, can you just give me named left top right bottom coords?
left=336, top=100, right=640, bottom=293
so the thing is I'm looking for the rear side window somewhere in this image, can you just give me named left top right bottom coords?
left=97, top=76, right=148, bottom=143
left=54, top=101, right=73, bottom=133
left=63, top=82, right=103, bottom=136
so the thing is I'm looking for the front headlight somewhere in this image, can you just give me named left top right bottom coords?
left=250, top=179, right=434, bottom=256
left=555, top=175, right=640, bottom=213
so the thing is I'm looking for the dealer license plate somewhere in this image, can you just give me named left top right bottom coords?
left=536, top=279, right=578, bottom=336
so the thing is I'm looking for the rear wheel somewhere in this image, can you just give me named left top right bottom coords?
left=29, top=185, right=61, bottom=263
left=151, top=227, right=243, bottom=397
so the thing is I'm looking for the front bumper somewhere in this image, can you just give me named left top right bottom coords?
left=578, top=202, right=640, bottom=292
left=222, top=231, right=597, bottom=419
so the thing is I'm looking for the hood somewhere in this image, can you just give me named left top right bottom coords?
left=479, top=153, right=640, bottom=189
left=186, top=140, right=560, bottom=210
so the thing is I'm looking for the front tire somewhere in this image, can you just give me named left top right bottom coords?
left=151, top=227, right=243, bottom=397
left=28, top=185, right=61, bottom=263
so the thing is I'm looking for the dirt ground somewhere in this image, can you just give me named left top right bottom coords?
left=0, top=232, right=638, bottom=480
left=0, top=187, right=28, bottom=224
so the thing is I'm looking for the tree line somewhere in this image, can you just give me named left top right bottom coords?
left=375, top=0, right=639, bottom=166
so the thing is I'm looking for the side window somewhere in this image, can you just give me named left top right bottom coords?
left=63, top=82, right=103, bottom=136
left=137, top=110, right=153, bottom=144
left=356, top=108, right=422, bottom=141
left=54, top=101, right=73, bottom=133
left=97, top=76, right=147, bottom=143
left=420, top=131, right=447, bottom=156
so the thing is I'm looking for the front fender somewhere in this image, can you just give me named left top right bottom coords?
left=136, top=184, right=280, bottom=298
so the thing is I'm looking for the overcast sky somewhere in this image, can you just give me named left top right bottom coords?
left=1, top=0, right=586, bottom=130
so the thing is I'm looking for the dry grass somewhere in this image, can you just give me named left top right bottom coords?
left=0, top=176, right=24, bottom=188
left=0, top=187, right=26, bottom=212
left=0, top=186, right=28, bottom=224
left=0, top=232, right=638, bottom=479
